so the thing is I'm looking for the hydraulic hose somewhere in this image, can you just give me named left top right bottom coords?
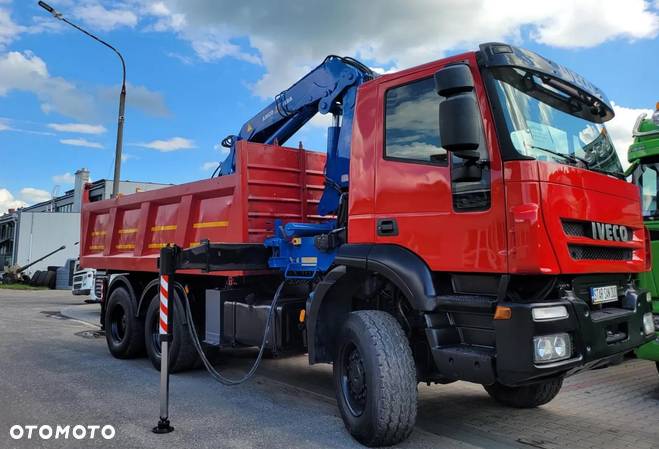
left=180, top=281, right=286, bottom=386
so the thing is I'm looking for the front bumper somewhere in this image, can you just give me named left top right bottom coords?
left=495, top=287, right=654, bottom=386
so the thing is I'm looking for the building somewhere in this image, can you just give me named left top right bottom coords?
left=0, top=169, right=170, bottom=273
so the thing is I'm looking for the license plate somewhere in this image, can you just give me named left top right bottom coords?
left=590, top=285, right=618, bottom=304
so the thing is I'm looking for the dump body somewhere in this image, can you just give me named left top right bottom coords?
left=80, top=141, right=326, bottom=273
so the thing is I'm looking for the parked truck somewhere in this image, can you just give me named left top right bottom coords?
left=81, top=43, right=655, bottom=446
left=628, top=102, right=659, bottom=372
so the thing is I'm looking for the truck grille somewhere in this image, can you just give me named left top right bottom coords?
left=568, top=245, right=632, bottom=261
left=562, top=220, right=587, bottom=237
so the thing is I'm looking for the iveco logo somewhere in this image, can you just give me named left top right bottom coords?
left=591, top=222, right=630, bottom=242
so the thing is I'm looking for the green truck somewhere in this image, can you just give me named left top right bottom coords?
left=628, top=103, right=659, bottom=372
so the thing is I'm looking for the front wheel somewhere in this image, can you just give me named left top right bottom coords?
left=484, top=377, right=563, bottom=408
left=333, top=310, right=417, bottom=447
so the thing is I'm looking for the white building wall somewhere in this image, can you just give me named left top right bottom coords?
left=15, top=212, right=80, bottom=274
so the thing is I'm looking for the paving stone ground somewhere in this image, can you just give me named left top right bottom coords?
left=2, top=288, right=658, bottom=449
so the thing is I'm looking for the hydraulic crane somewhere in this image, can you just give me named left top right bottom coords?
left=217, top=55, right=375, bottom=217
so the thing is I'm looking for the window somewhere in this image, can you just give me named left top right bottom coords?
left=384, top=77, right=446, bottom=164
left=638, top=163, right=659, bottom=218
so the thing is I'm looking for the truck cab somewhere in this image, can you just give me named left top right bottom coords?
left=83, top=43, right=656, bottom=446
left=628, top=103, right=659, bottom=372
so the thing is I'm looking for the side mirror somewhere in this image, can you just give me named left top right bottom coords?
left=439, top=95, right=481, bottom=158
left=434, top=64, right=474, bottom=96
left=435, top=64, right=481, bottom=159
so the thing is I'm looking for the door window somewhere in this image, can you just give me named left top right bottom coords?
left=384, top=77, right=447, bottom=165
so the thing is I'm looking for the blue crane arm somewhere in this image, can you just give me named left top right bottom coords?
left=217, top=55, right=375, bottom=215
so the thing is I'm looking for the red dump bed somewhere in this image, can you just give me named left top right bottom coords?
left=80, top=142, right=326, bottom=272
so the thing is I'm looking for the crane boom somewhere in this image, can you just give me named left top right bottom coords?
left=218, top=55, right=375, bottom=215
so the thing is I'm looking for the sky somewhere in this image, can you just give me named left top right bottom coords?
left=0, top=0, right=658, bottom=212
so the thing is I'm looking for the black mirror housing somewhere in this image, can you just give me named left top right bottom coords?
left=434, top=64, right=474, bottom=96
left=439, top=94, right=481, bottom=158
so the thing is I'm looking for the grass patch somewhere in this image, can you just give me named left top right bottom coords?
left=0, top=283, right=49, bottom=290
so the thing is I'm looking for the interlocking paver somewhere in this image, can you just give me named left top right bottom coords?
left=417, top=358, right=659, bottom=449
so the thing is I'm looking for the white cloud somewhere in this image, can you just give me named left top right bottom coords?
left=48, top=122, right=107, bottom=134
left=52, top=172, right=75, bottom=185
left=0, top=51, right=96, bottom=120
left=134, top=136, right=195, bottom=152
left=121, top=153, right=137, bottom=162
left=0, top=188, right=25, bottom=213
left=98, top=82, right=170, bottom=117
left=73, top=3, right=138, bottom=32
left=19, top=187, right=51, bottom=204
left=201, top=161, right=218, bottom=171
left=607, top=101, right=654, bottom=169
left=0, top=8, right=24, bottom=49
left=148, top=0, right=658, bottom=98
left=60, top=138, right=104, bottom=149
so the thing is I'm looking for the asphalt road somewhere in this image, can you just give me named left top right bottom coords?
left=1, top=289, right=658, bottom=449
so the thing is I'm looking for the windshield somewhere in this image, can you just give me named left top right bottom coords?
left=635, top=162, right=659, bottom=219
left=491, top=70, right=623, bottom=176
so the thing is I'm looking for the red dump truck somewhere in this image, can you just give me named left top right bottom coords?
left=81, top=43, right=656, bottom=446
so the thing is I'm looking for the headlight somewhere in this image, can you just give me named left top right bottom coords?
left=532, top=306, right=569, bottom=322
left=534, top=333, right=571, bottom=363
left=646, top=291, right=652, bottom=303
left=643, top=313, right=655, bottom=335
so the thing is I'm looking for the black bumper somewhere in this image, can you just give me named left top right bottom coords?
left=494, top=288, right=654, bottom=386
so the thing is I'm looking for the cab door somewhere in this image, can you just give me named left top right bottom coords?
left=372, top=58, right=507, bottom=273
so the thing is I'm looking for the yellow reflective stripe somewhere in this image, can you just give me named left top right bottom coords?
left=193, top=221, right=229, bottom=229
left=91, top=230, right=106, bottom=237
left=118, top=228, right=138, bottom=234
left=151, top=225, right=177, bottom=232
left=89, top=244, right=105, bottom=251
left=115, top=243, right=135, bottom=250
left=148, top=242, right=169, bottom=249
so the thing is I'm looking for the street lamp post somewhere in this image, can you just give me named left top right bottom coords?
left=38, top=1, right=126, bottom=198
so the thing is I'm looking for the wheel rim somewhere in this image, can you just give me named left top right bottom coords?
left=340, top=342, right=367, bottom=417
left=151, top=311, right=161, bottom=357
left=109, top=303, right=127, bottom=343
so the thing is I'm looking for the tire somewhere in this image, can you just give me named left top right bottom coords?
left=333, top=310, right=417, bottom=446
left=144, top=292, right=199, bottom=373
left=104, top=287, right=145, bottom=358
left=656, top=362, right=659, bottom=375
left=484, top=377, right=563, bottom=408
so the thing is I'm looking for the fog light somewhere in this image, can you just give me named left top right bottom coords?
left=532, top=306, right=568, bottom=322
left=533, top=333, right=571, bottom=363
left=643, top=313, right=655, bottom=335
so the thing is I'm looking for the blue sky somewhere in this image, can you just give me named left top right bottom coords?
left=0, top=0, right=658, bottom=211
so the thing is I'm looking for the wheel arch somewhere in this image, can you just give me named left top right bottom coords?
left=307, top=244, right=437, bottom=364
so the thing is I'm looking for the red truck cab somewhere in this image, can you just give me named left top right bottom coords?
left=82, top=43, right=655, bottom=446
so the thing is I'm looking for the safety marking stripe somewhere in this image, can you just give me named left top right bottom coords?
left=115, top=243, right=135, bottom=250
left=151, top=225, right=177, bottom=232
left=118, top=228, right=138, bottom=234
left=91, top=230, right=106, bottom=237
left=192, top=221, right=229, bottom=229
left=159, top=275, right=169, bottom=334
left=148, top=242, right=170, bottom=249
left=89, top=244, right=105, bottom=251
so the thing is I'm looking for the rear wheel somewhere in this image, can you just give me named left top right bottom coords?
left=656, top=362, right=659, bottom=375
left=484, top=377, right=563, bottom=408
left=144, top=292, right=198, bottom=373
left=104, top=287, right=145, bottom=358
left=333, top=310, right=417, bottom=446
